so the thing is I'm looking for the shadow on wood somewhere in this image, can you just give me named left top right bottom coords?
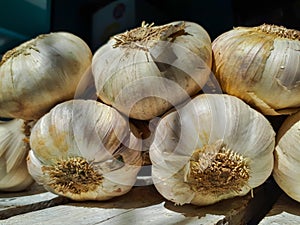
left=68, top=185, right=164, bottom=209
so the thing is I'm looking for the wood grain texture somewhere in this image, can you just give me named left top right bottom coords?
left=0, top=183, right=69, bottom=219
left=0, top=179, right=280, bottom=225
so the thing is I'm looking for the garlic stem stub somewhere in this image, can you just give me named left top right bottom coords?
left=149, top=94, right=275, bottom=206
left=273, top=111, right=300, bottom=202
left=0, top=119, right=34, bottom=192
left=0, top=32, right=92, bottom=120
left=27, top=99, right=142, bottom=201
left=92, top=21, right=212, bottom=120
left=212, top=24, right=300, bottom=115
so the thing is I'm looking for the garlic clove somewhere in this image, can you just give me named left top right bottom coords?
left=273, top=111, right=300, bottom=202
left=212, top=24, right=300, bottom=115
left=27, top=99, right=142, bottom=201
left=92, top=21, right=212, bottom=120
left=150, top=94, right=275, bottom=206
left=0, top=32, right=92, bottom=120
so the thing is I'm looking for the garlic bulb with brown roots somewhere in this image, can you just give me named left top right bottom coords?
left=92, top=21, right=212, bottom=120
left=27, top=99, right=142, bottom=201
left=150, top=94, right=275, bottom=206
left=0, top=32, right=92, bottom=120
left=212, top=24, right=300, bottom=115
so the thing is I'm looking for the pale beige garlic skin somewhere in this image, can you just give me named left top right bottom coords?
left=273, top=111, right=300, bottom=202
left=92, top=21, right=212, bottom=120
left=212, top=24, right=300, bottom=115
left=0, top=32, right=92, bottom=120
left=0, top=119, right=34, bottom=191
left=150, top=94, right=275, bottom=206
left=27, top=99, right=142, bottom=201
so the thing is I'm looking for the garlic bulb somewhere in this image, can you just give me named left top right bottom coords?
left=92, top=21, right=212, bottom=120
left=150, top=94, right=275, bottom=206
left=212, top=24, right=300, bottom=115
left=0, top=119, right=34, bottom=191
left=27, top=99, right=142, bottom=201
left=273, top=111, right=300, bottom=202
left=0, top=32, right=92, bottom=120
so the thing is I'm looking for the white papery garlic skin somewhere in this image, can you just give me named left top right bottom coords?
left=0, top=119, right=34, bottom=191
left=273, top=111, right=300, bottom=202
left=27, top=99, right=142, bottom=201
left=150, top=94, right=275, bottom=206
left=0, top=32, right=92, bottom=120
left=92, top=21, right=212, bottom=120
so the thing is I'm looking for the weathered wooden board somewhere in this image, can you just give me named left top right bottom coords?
left=0, top=178, right=281, bottom=225
left=259, top=193, right=300, bottom=225
left=0, top=183, right=68, bottom=220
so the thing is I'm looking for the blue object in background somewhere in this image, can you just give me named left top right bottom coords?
left=0, top=27, right=28, bottom=58
left=0, top=0, right=52, bottom=56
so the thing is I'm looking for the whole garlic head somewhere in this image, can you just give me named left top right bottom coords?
left=212, top=24, right=300, bottom=115
left=27, top=99, right=142, bottom=201
left=0, top=32, right=92, bottom=120
left=273, top=111, right=300, bottom=202
left=150, top=94, right=275, bottom=206
left=0, top=119, right=34, bottom=191
left=92, top=21, right=212, bottom=120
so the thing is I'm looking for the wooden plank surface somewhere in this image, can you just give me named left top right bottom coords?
left=0, top=178, right=281, bottom=225
left=0, top=183, right=68, bottom=220
left=259, top=193, right=300, bottom=225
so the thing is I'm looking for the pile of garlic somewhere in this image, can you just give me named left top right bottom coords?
left=211, top=24, right=300, bottom=204
left=0, top=20, right=299, bottom=207
left=0, top=31, right=92, bottom=193
left=0, top=21, right=214, bottom=200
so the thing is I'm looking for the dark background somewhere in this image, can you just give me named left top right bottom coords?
left=0, top=0, right=299, bottom=55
